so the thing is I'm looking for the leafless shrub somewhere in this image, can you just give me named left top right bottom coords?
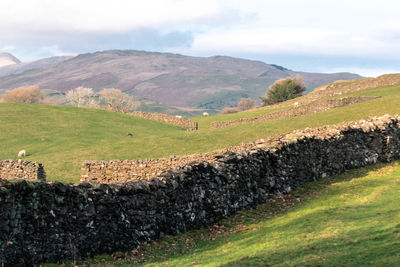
left=99, top=88, right=138, bottom=113
left=0, top=86, right=44, bottom=104
left=237, top=98, right=255, bottom=111
left=221, top=107, right=240, bottom=114
left=66, top=86, right=97, bottom=108
left=220, top=97, right=255, bottom=114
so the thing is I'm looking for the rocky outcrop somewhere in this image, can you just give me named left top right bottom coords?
left=0, top=160, right=46, bottom=182
left=1, top=114, right=400, bottom=265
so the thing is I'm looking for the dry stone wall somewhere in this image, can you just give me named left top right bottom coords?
left=82, top=110, right=389, bottom=184
left=0, top=160, right=46, bottom=181
left=131, top=111, right=198, bottom=131
left=82, top=155, right=213, bottom=183
left=1, top=115, right=400, bottom=265
left=211, top=96, right=380, bottom=128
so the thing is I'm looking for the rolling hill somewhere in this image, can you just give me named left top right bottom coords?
left=0, top=50, right=362, bottom=112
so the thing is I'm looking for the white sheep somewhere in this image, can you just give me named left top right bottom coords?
left=293, top=102, right=300, bottom=108
left=18, top=150, right=26, bottom=157
left=175, top=115, right=183, bottom=119
left=202, top=112, right=209, bottom=116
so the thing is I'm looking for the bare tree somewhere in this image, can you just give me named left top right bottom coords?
left=66, top=87, right=96, bottom=107
left=0, top=86, right=44, bottom=104
left=237, top=98, right=255, bottom=111
left=221, top=107, right=240, bottom=114
left=220, top=98, right=255, bottom=114
left=99, top=88, right=137, bottom=113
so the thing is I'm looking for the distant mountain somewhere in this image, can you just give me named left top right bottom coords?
left=0, top=52, right=21, bottom=67
left=0, top=50, right=362, bottom=111
left=0, top=55, right=74, bottom=78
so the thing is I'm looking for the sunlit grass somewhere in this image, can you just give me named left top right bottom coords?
left=53, top=161, right=400, bottom=266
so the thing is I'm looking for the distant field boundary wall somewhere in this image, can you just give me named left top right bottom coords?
left=210, top=96, right=380, bottom=128
left=1, top=115, right=400, bottom=265
left=131, top=111, right=198, bottom=131
left=0, top=160, right=46, bottom=181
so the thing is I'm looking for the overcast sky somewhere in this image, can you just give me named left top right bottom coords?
left=1, top=0, right=399, bottom=76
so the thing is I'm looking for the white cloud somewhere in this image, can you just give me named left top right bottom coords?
left=1, top=45, right=15, bottom=51
left=0, top=0, right=242, bottom=59
left=0, top=0, right=225, bottom=33
left=0, top=0, right=400, bottom=73
left=176, top=26, right=400, bottom=63
left=189, top=27, right=340, bottom=54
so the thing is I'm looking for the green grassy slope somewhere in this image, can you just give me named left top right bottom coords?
left=133, top=161, right=400, bottom=267
left=55, top=161, right=400, bottom=266
left=0, top=104, right=186, bottom=182
left=192, top=84, right=400, bottom=129
left=1, top=84, right=400, bottom=182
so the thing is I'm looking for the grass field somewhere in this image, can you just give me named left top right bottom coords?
left=0, top=84, right=400, bottom=182
left=52, top=160, right=400, bottom=266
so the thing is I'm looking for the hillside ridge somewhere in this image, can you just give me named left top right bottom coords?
left=0, top=55, right=74, bottom=78
left=0, top=49, right=362, bottom=112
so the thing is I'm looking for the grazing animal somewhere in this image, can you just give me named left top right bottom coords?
left=18, top=150, right=26, bottom=157
left=175, top=115, right=183, bottom=119
left=294, top=102, right=300, bottom=107
left=202, top=112, right=209, bottom=116
left=126, top=132, right=133, bottom=137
